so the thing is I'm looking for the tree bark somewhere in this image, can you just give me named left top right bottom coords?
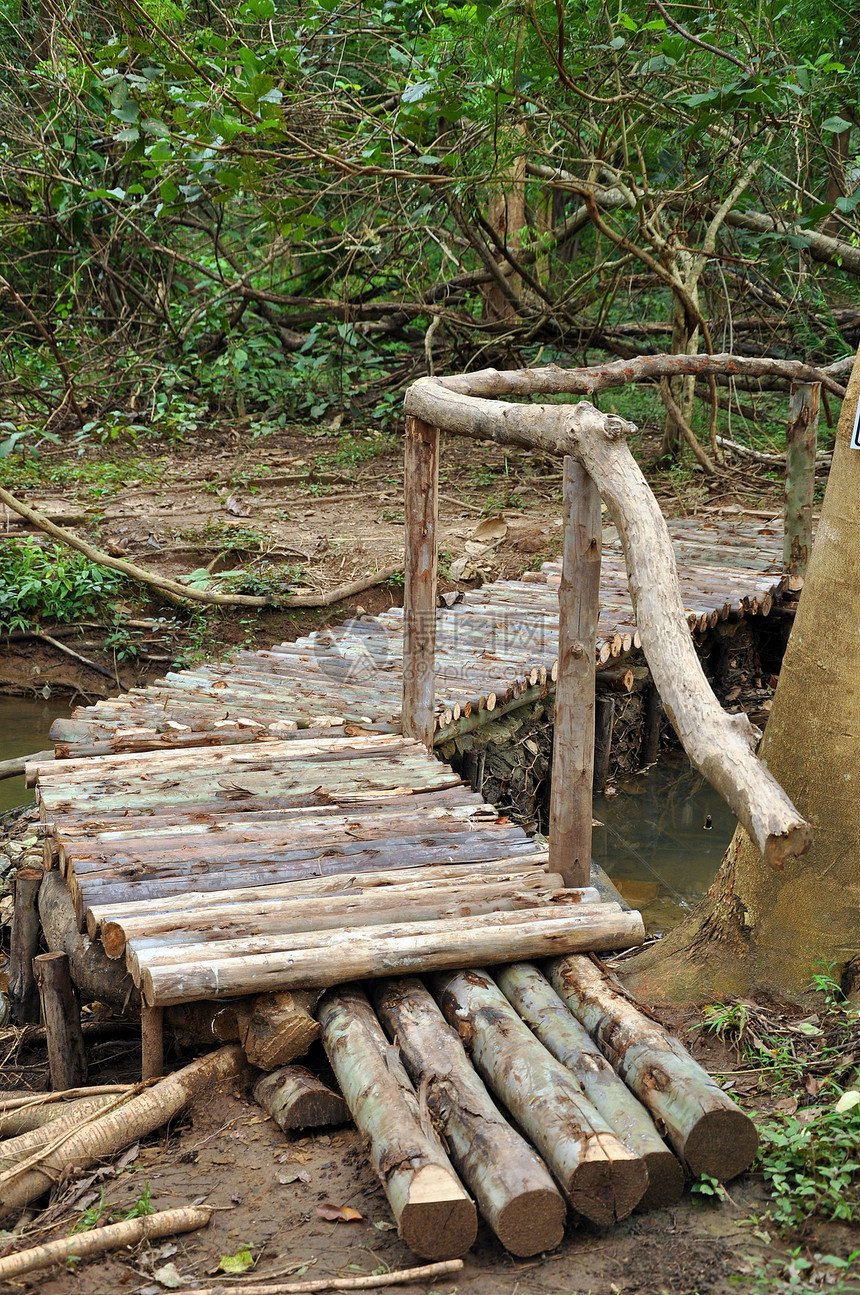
left=546, top=956, right=758, bottom=1180
left=253, top=1065, right=348, bottom=1131
left=432, top=969, right=647, bottom=1224
left=372, top=977, right=566, bottom=1256
left=783, top=382, right=819, bottom=590
left=401, top=416, right=439, bottom=748
left=622, top=346, right=860, bottom=1003
left=32, top=953, right=88, bottom=1089
left=317, top=984, right=477, bottom=1259
left=38, top=871, right=140, bottom=1014
left=495, top=963, right=684, bottom=1208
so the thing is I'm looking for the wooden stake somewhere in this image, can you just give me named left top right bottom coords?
left=9, top=869, right=43, bottom=1025
left=592, top=695, right=615, bottom=793
left=141, top=1005, right=164, bottom=1081
left=401, top=416, right=439, bottom=748
left=640, top=685, right=662, bottom=767
left=318, top=983, right=476, bottom=1259
left=784, top=381, right=820, bottom=590
left=33, top=953, right=87, bottom=1089
left=549, top=457, right=601, bottom=886
left=372, top=977, right=566, bottom=1256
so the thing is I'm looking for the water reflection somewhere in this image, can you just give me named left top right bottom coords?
left=592, top=758, right=737, bottom=933
left=0, top=696, right=69, bottom=815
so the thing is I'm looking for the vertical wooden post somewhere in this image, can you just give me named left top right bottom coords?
left=33, top=952, right=88, bottom=1089
left=592, top=695, right=615, bottom=793
left=784, top=381, right=820, bottom=592
left=548, top=457, right=601, bottom=888
left=9, top=868, right=43, bottom=1025
left=141, top=1005, right=165, bottom=1081
left=401, top=415, right=439, bottom=748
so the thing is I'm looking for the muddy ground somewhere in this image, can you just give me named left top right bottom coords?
left=2, top=426, right=852, bottom=1294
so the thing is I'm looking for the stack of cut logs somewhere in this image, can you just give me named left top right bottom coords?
left=313, top=956, right=758, bottom=1259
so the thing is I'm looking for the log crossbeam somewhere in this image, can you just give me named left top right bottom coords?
left=403, top=359, right=812, bottom=868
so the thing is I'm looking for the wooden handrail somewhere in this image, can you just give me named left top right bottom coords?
left=403, top=364, right=813, bottom=869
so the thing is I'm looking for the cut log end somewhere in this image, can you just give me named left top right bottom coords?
left=570, top=1151, right=648, bottom=1226
left=683, top=1108, right=759, bottom=1182
left=764, top=821, right=813, bottom=870
left=399, top=1167, right=478, bottom=1259
left=495, top=1188, right=566, bottom=1257
left=639, top=1149, right=685, bottom=1210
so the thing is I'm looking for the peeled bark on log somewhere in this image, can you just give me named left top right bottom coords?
left=494, top=963, right=683, bottom=1208
left=253, top=1065, right=349, bottom=1131
left=0, top=1093, right=126, bottom=1140
left=33, top=953, right=88, bottom=1089
left=546, top=956, right=757, bottom=1180
left=138, top=907, right=644, bottom=1005
left=0, top=1045, right=245, bottom=1219
left=318, top=984, right=477, bottom=1260
left=0, top=1094, right=131, bottom=1173
left=38, top=871, right=139, bottom=1014
left=235, top=990, right=322, bottom=1070
left=372, top=977, right=566, bottom=1256
left=432, top=969, right=647, bottom=1224
left=404, top=372, right=810, bottom=868
left=0, top=1204, right=212, bottom=1281
left=9, top=869, right=43, bottom=1025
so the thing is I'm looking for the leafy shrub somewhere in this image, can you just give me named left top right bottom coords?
left=0, top=539, right=123, bottom=631
left=758, top=1102, right=860, bottom=1230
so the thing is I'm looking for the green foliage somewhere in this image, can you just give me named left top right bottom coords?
left=0, top=539, right=123, bottom=631
left=71, top=1182, right=153, bottom=1234
left=757, top=1104, right=860, bottom=1229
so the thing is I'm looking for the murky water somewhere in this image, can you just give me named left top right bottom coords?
left=0, top=696, right=70, bottom=815
left=593, top=757, right=737, bottom=933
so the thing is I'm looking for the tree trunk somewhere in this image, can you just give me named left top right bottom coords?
left=317, top=984, right=477, bottom=1260
left=371, top=977, right=566, bottom=1256
left=622, top=346, right=860, bottom=1003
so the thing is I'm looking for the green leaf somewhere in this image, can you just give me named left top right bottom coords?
left=822, top=115, right=853, bottom=133
left=218, top=1247, right=255, bottom=1275
left=141, top=118, right=171, bottom=138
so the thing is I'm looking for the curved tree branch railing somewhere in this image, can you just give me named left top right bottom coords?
left=402, top=356, right=815, bottom=876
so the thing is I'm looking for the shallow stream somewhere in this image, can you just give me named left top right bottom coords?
left=0, top=697, right=736, bottom=929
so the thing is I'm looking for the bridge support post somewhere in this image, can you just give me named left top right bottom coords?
left=402, top=416, right=439, bottom=748
left=784, top=381, right=820, bottom=591
left=549, top=458, right=601, bottom=888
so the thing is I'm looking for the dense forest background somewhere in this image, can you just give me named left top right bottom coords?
left=1, top=0, right=859, bottom=462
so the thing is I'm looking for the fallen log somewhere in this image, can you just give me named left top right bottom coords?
left=38, top=871, right=139, bottom=1014
left=0, top=1092, right=128, bottom=1139
left=178, top=1259, right=464, bottom=1295
left=546, top=956, right=758, bottom=1179
left=138, top=906, right=645, bottom=1004
left=253, top=1065, right=349, bottom=1131
left=235, top=990, right=322, bottom=1070
left=432, top=969, right=647, bottom=1225
left=9, top=869, right=43, bottom=1026
left=494, top=963, right=684, bottom=1208
left=0, top=1203, right=212, bottom=1280
left=0, top=1094, right=132, bottom=1173
left=0, top=750, right=53, bottom=783
left=372, top=977, right=566, bottom=1256
left=33, top=952, right=88, bottom=1089
left=318, top=983, right=476, bottom=1259
left=0, top=1045, right=246, bottom=1219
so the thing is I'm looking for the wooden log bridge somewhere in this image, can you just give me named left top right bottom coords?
left=20, top=354, right=802, bottom=1256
